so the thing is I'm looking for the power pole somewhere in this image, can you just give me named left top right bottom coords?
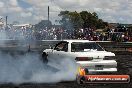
left=48, top=6, right=49, bottom=22
left=6, top=16, right=8, bottom=27
left=48, top=6, right=50, bottom=29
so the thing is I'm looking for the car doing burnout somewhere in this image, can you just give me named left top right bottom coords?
left=42, top=40, right=117, bottom=73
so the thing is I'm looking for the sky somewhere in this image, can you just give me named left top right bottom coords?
left=0, top=0, right=132, bottom=24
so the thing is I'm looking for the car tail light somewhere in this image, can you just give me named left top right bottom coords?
left=75, top=57, right=93, bottom=61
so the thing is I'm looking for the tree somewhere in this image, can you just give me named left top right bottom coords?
left=96, top=19, right=106, bottom=29
left=58, top=10, right=108, bottom=38
left=80, top=11, right=97, bottom=28
left=35, top=20, right=52, bottom=30
left=80, top=11, right=107, bottom=29
left=68, top=11, right=84, bottom=38
left=59, top=11, right=84, bottom=38
left=58, top=11, right=71, bottom=30
left=58, top=11, right=84, bottom=30
left=80, top=11, right=88, bottom=28
left=68, top=11, right=84, bottom=29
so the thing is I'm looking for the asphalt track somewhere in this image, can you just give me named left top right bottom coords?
left=0, top=50, right=131, bottom=88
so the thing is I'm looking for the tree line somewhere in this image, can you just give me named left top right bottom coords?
left=58, top=11, right=108, bottom=30
left=35, top=11, right=108, bottom=31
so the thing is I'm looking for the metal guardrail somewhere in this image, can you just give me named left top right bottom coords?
left=0, top=40, right=131, bottom=52
left=97, top=41, right=132, bottom=52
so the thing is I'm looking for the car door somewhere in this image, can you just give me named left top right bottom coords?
left=47, top=41, right=68, bottom=65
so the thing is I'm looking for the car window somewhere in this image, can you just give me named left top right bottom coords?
left=71, top=42, right=104, bottom=52
left=54, top=42, right=68, bottom=52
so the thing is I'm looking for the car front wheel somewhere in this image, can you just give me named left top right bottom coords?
left=41, top=52, right=48, bottom=64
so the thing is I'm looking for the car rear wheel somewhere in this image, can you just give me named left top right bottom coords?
left=76, top=75, right=85, bottom=85
left=76, top=68, right=89, bottom=85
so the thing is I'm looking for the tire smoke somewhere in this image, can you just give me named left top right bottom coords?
left=0, top=52, right=78, bottom=84
left=0, top=28, right=78, bottom=84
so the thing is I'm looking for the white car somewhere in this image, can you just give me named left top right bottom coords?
left=42, top=40, right=117, bottom=73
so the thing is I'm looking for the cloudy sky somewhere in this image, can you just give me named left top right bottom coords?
left=0, top=0, right=132, bottom=24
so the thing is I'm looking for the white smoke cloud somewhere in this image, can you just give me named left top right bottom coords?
left=0, top=1, right=4, bottom=8
left=0, top=30, right=7, bottom=40
left=0, top=52, right=78, bottom=84
left=0, top=15, right=79, bottom=84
